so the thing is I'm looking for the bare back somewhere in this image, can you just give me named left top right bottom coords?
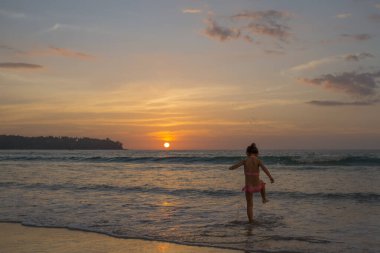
left=244, top=155, right=261, bottom=187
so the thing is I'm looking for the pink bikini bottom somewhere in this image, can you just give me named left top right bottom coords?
left=242, top=181, right=266, bottom=193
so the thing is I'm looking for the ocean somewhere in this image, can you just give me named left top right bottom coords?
left=0, top=149, right=379, bottom=253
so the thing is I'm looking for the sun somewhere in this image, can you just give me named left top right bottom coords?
left=163, top=142, right=170, bottom=148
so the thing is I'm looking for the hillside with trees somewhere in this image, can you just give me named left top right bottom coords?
left=0, top=135, right=124, bottom=150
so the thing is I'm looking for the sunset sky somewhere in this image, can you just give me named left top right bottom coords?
left=1, top=0, right=380, bottom=150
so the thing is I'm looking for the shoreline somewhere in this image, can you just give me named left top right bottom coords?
left=0, top=222, right=241, bottom=253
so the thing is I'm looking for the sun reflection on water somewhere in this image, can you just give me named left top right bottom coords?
left=162, top=201, right=173, bottom=207
left=156, top=243, right=170, bottom=252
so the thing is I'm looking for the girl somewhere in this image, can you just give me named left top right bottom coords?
left=229, top=143, right=274, bottom=223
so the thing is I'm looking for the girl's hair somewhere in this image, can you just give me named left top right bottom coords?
left=246, top=143, right=259, bottom=155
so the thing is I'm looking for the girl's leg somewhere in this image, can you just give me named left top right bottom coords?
left=260, top=184, right=268, bottom=203
left=245, top=192, right=254, bottom=223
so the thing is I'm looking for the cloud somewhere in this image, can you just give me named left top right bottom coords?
left=369, top=13, right=380, bottom=22
left=201, top=9, right=291, bottom=44
left=375, top=3, right=380, bottom=9
left=344, top=52, right=374, bottom=62
left=45, top=23, right=80, bottom=32
left=264, top=49, right=285, bottom=55
left=243, top=35, right=253, bottom=43
left=0, top=9, right=26, bottom=19
left=19, top=46, right=95, bottom=60
left=322, top=33, right=373, bottom=45
left=341, top=33, right=372, bottom=41
left=233, top=10, right=291, bottom=41
left=335, top=13, right=351, bottom=19
left=182, top=9, right=202, bottom=14
left=247, top=23, right=290, bottom=41
left=232, top=9, right=290, bottom=20
left=0, top=62, right=43, bottom=70
left=1, top=44, right=94, bottom=61
left=45, top=47, right=95, bottom=60
left=43, top=23, right=99, bottom=34
left=290, top=52, right=375, bottom=73
left=203, top=17, right=240, bottom=42
left=41, top=23, right=109, bottom=36
left=299, top=70, right=380, bottom=97
left=0, top=44, right=26, bottom=55
left=0, top=45, right=14, bottom=50
left=307, top=99, right=379, bottom=106
left=290, top=57, right=337, bottom=72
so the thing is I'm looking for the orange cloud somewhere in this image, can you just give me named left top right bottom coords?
left=148, top=131, right=176, bottom=142
left=182, top=8, right=202, bottom=14
left=21, top=47, right=95, bottom=60
left=47, top=47, right=95, bottom=60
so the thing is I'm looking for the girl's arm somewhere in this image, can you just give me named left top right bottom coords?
left=259, top=160, right=274, bottom=183
left=228, top=159, right=245, bottom=170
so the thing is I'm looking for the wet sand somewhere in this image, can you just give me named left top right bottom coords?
left=0, top=222, right=241, bottom=253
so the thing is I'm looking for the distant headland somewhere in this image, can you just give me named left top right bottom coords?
left=0, top=135, right=124, bottom=150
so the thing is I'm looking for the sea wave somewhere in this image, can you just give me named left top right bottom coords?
left=0, top=221, right=330, bottom=253
left=1, top=181, right=378, bottom=202
left=0, top=154, right=379, bottom=166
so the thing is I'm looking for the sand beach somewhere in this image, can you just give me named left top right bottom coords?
left=0, top=222, right=240, bottom=253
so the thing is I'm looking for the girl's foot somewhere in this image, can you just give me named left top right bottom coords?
left=262, top=198, right=269, bottom=204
